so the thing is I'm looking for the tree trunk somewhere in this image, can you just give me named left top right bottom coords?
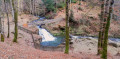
left=12, top=0, right=18, bottom=42
left=79, top=0, right=81, bottom=5
left=30, top=0, right=32, bottom=14
left=10, top=0, right=14, bottom=21
left=102, top=0, right=114, bottom=59
left=2, top=10, right=5, bottom=42
left=97, top=0, right=105, bottom=55
left=4, top=0, right=10, bottom=38
left=65, top=0, right=70, bottom=54
left=0, top=14, right=4, bottom=42
left=70, top=0, right=72, bottom=10
left=31, top=0, right=34, bottom=15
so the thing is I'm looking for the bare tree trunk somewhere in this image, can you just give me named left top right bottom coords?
left=55, top=0, right=57, bottom=10
left=0, top=11, right=4, bottom=42
left=12, top=0, right=18, bottom=42
left=31, top=0, right=34, bottom=15
left=4, top=0, right=10, bottom=38
left=98, top=0, right=105, bottom=55
left=10, top=0, right=14, bottom=21
left=70, top=0, right=71, bottom=10
left=33, top=0, right=35, bottom=15
left=2, top=12, right=5, bottom=42
left=79, top=0, right=81, bottom=5
left=30, top=0, right=32, bottom=14
left=102, top=0, right=114, bottom=59
left=65, top=0, right=70, bottom=54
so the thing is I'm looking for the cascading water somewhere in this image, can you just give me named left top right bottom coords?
left=38, top=26, right=64, bottom=47
left=38, top=27, right=56, bottom=42
left=31, top=16, right=64, bottom=47
left=35, top=16, right=120, bottom=47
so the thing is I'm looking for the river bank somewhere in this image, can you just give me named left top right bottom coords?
left=0, top=14, right=101, bottom=59
left=0, top=13, right=120, bottom=59
left=71, top=37, right=120, bottom=55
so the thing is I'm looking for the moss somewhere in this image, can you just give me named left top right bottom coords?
left=57, top=2, right=65, bottom=8
left=98, top=0, right=105, bottom=56
left=97, top=31, right=102, bottom=55
left=78, top=7, right=83, bottom=11
left=71, top=0, right=77, bottom=3
left=1, top=34, right=4, bottom=42
left=53, top=31, right=65, bottom=37
left=12, top=0, right=18, bottom=42
left=101, top=1, right=113, bottom=58
left=13, top=11, right=18, bottom=42
left=101, top=14, right=110, bottom=59
left=65, top=0, right=69, bottom=54
left=79, top=0, right=81, bottom=5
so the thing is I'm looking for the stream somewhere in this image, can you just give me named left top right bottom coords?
left=38, top=26, right=64, bottom=47
left=34, top=17, right=120, bottom=47
left=71, top=35, right=120, bottom=42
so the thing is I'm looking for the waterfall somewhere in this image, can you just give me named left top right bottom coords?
left=33, top=16, right=64, bottom=47
left=38, top=27, right=56, bottom=42
left=38, top=26, right=64, bottom=47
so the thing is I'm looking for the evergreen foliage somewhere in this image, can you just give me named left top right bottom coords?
left=71, top=0, right=77, bottom=3
left=42, top=0, right=56, bottom=12
left=57, top=2, right=65, bottom=8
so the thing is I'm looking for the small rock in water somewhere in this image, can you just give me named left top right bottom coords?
left=70, top=42, right=73, bottom=44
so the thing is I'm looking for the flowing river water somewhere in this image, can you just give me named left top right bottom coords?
left=34, top=17, right=120, bottom=47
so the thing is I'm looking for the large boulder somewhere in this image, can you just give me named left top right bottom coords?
left=109, top=40, right=120, bottom=48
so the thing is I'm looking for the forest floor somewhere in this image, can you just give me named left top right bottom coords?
left=0, top=14, right=101, bottom=59
left=0, top=14, right=119, bottom=59
left=51, top=1, right=120, bottom=37
left=0, top=1, right=120, bottom=59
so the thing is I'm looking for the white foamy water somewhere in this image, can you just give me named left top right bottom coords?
left=38, top=27, right=56, bottom=42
